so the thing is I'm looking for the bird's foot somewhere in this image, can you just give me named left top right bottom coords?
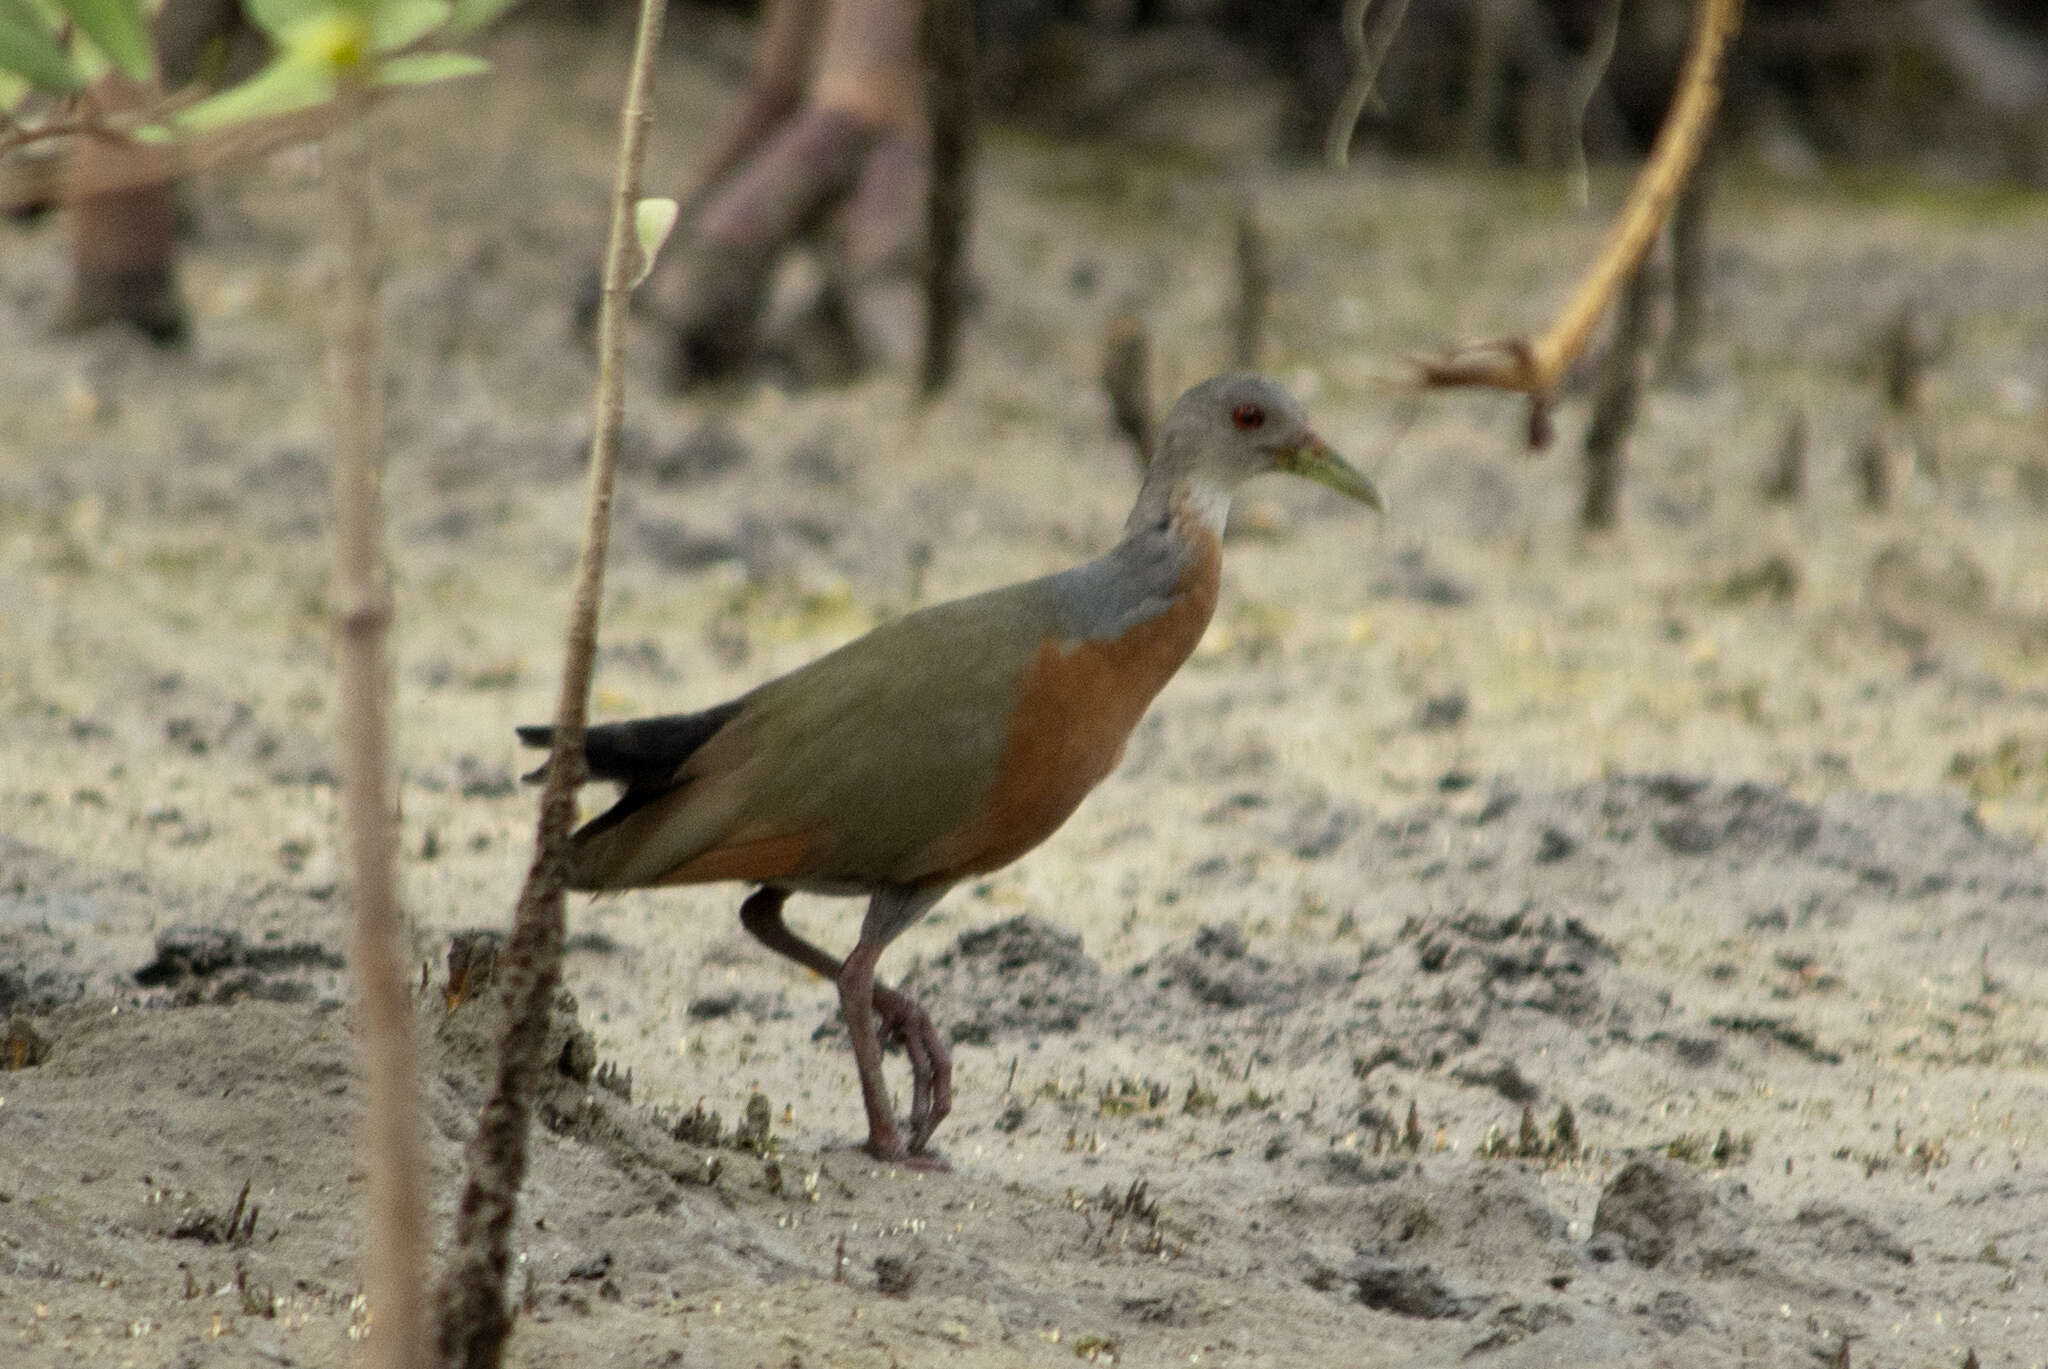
left=859, top=1134, right=953, bottom=1173
left=874, top=985, right=953, bottom=1154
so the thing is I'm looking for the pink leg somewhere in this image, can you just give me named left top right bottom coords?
left=739, top=886, right=952, bottom=1161
left=740, top=886, right=841, bottom=979
left=836, top=940, right=912, bottom=1161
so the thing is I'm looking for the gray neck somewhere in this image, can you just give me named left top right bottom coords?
left=1048, top=456, right=1228, bottom=645
left=1124, top=436, right=1233, bottom=540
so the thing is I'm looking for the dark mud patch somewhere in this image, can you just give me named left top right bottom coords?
left=132, top=924, right=344, bottom=1005
left=1132, top=921, right=1352, bottom=1014
left=1407, top=907, right=1616, bottom=1023
left=1590, top=1158, right=1756, bottom=1272
left=897, top=914, right=1110, bottom=1045
left=1316, top=1258, right=1488, bottom=1319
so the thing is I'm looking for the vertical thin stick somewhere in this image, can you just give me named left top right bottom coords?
left=1101, top=309, right=1155, bottom=469
left=1761, top=408, right=1806, bottom=503
left=919, top=0, right=976, bottom=398
left=1581, top=257, right=1656, bottom=529
left=1231, top=197, right=1268, bottom=372
left=1417, top=0, right=1744, bottom=418
left=1323, top=0, right=1412, bottom=169
left=329, top=80, right=428, bottom=1369
left=1563, top=0, right=1623, bottom=209
left=430, top=0, right=668, bottom=1363
left=1661, top=115, right=1716, bottom=381
left=1458, top=0, right=1517, bottom=162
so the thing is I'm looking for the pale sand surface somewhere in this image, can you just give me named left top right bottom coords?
left=5, top=17, right=2048, bottom=1367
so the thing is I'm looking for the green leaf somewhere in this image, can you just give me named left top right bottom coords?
left=173, top=50, right=333, bottom=132
left=370, top=0, right=448, bottom=52
left=68, top=26, right=110, bottom=81
left=375, top=49, right=485, bottom=86
left=59, top=0, right=152, bottom=81
left=446, top=0, right=522, bottom=36
left=0, top=0, right=82, bottom=90
left=279, top=10, right=370, bottom=70
left=241, top=0, right=327, bottom=45
left=630, top=196, right=677, bottom=289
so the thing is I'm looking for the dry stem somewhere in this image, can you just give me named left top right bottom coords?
left=1416, top=0, right=1743, bottom=445
left=1323, top=0, right=1412, bottom=169
left=1580, top=256, right=1656, bottom=528
left=683, top=0, right=825, bottom=218
left=429, top=0, right=668, bottom=1362
left=1102, top=310, right=1155, bottom=468
left=919, top=0, right=977, bottom=398
left=1661, top=115, right=1718, bottom=380
left=1232, top=197, right=1269, bottom=371
left=2, top=101, right=344, bottom=212
left=327, top=79, right=428, bottom=1369
left=1564, top=0, right=1624, bottom=208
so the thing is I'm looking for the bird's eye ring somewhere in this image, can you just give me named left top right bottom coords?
left=1231, top=403, right=1266, bottom=430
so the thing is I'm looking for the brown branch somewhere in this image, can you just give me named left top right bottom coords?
left=1, top=45, right=458, bottom=213
left=1457, top=0, right=1518, bottom=163
left=683, top=0, right=825, bottom=219
left=1101, top=309, right=1155, bottom=469
left=1416, top=0, right=1744, bottom=446
left=919, top=0, right=976, bottom=398
left=1856, top=431, right=1891, bottom=512
left=326, top=74, right=429, bottom=1369
left=2, top=100, right=344, bottom=212
left=1660, top=115, right=1717, bottom=382
left=0, top=115, right=104, bottom=158
left=1323, top=0, right=1412, bottom=169
left=429, top=0, right=669, bottom=1362
left=1563, top=0, right=1623, bottom=209
left=1761, top=408, right=1806, bottom=503
left=1231, top=196, right=1269, bottom=371
left=1580, top=257, right=1655, bottom=529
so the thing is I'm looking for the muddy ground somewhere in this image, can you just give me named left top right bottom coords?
left=6, top=12, right=2048, bottom=1368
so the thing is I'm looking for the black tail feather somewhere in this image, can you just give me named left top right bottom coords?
left=515, top=700, right=743, bottom=790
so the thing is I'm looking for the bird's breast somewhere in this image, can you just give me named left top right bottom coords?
left=909, top=527, right=1222, bottom=881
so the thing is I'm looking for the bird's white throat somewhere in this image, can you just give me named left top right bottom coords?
left=1173, top=474, right=1233, bottom=538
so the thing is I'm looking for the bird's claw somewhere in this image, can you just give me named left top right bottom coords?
left=875, top=986, right=952, bottom=1154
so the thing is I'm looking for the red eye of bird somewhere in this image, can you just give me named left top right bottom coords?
left=1231, top=403, right=1266, bottom=430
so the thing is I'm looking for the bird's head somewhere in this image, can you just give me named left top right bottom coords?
left=1156, top=372, right=1382, bottom=513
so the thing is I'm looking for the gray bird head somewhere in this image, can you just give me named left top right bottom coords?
left=1155, top=372, right=1382, bottom=511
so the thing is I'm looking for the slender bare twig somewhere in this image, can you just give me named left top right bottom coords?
left=1761, top=408, right=1806, bottom=503
left=681, top=0, right=825, bottom=221
left=1323, top=0, right=1412, bottom=169
left=1232, top=196, right=1269, bottom=371
left=3, top=101, right=351, bottom=210
left=0, top=52, right=444, bottom=211
left=1457, top=0, right=1517, bottom=163
left=1878, top=297, right=1947, bottom=415
left=0, top=76, right=215, bottom=160
left=1661, top=114, right=1718, bottom=381
left=1580, top=256, right=1656, bottom=528
left=1564, top=0, right=1623, bottom=209
left=1101, top=309, right=1155, bottom=469
left=1856, top=432, right=1891, bottom=511
left=1417, top=0, right=1743, bottom=447
left=919, top=0, right=976, bottom=398
left=0, top=115, right=100, bottom=157
left=327, top=73, right=428, bottom=1369
left=430, top=0, right=668, bottom=1363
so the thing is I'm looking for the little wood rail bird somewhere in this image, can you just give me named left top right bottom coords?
left=519, top=372, right=1380, bottom=1165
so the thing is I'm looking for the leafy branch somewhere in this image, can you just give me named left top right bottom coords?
left=1413, top=0, right=1744, bottom=447
left=4, top=4, right=534, bottom=1368
left=0, top=0, right=512, bottom=165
